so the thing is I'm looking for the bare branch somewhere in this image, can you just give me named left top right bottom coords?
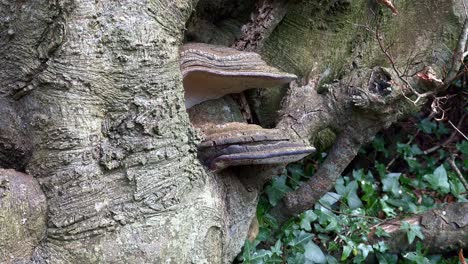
left=448, top=119, right=468, bottom=141
left=447, top=155, right=468, bottom=191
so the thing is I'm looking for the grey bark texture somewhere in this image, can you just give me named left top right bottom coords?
left=0, top=169, right=47, bottom=263
left=369, top=202, right=468, bottom=253
left=0, top=0, right=466, bottom=263
left=1, top=0, right=254, bottom=263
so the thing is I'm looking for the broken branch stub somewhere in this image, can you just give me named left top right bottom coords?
left=180, top=43, right=297, bottom=109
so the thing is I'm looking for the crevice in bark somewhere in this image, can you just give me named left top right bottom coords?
left=184, top=0, right=256, bottom=46
left=0, top=99, right=31, bottom=171
left=11, top=2, right=70, bottom=100
left=0, top=1, right=71, bottom=171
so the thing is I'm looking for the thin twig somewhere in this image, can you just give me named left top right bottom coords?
left=318, top=201, right=384, bottom=222
left=426, top=113, right=467, bottom=154
left=374, top=21, right=431, bottom=104
left=423, top=129, right=457, bottom=155
left=447, top=155, right=468, bottom=190
left=422, top=145, right=440, bottom=155
left=460, top=249, right=467, bottom=264
left=448, top=119, right=468, bottom=140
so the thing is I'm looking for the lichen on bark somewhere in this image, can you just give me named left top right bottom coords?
left=0, top=169, right=47, bottom=263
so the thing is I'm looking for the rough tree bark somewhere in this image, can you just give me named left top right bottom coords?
left=369, top=202, right=468, bottom=253
left=0, top=0, right=466, bottom=263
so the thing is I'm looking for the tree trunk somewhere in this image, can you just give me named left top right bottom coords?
left=0, top=0, right=465, bottom=263
left=1, top=0, right=255, bottom=262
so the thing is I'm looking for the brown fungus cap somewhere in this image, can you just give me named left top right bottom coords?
left=180, top=43, right=297, bottom=108
left=197, top=123, right=315, bottom=171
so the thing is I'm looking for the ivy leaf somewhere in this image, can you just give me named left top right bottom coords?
left=357, top=243, right=374, bottom=259
left=450, top=178, right=467, bottom=200
left=400, top=221, right=424, bottom=245
left=288, top=164, right=305, bottom=188
left=265, top=175, right=293, bottom=206
left=346, top=181, right=363, bottom=209
left=403, top=252, right=430, bottom=264
left=435, top=123, right=450, bottom=137
left=335, top=177, right=346, bottom=196
left=382, top=173, right=401, bottom=197
left=241, top=240, right=254, bottom=262
left=423, top=165, right=450, bottom=193
left=288, top=230, right=313, bottom=247
left=380, top=196, right=397, bottom=217
left=386, top=195, right=417, bottom=213
left=409, top=226, right=424, bottom=244
left=418, top=118, right=437, bottom=134
left=406, top=158, right=423, bottom=173
left=341, top=245, right=353, bottom=261
left=324, top=217, right=340, bottom=232
left=320, top=192, right=341, bottom=206
left=361, top=177, right=378, bottom=207
left=300, top=210, right=318, bottom=231
left=304, top=241, right=326, bottom=264
left=261, top=213, right=279, bottom=230
left=373, top=241, right=389, bottom=253
left=287, top=253, right=306, bottom=264
left=326, top=255, right=339, bottom=264
left=270, top=240, right=282, bottom=256
left=336, top=179, right=363, bottom=209
left=256, top=227, right=271, bottom=242
left=249, top=249, right=272, bottom=263
left=410, top=144, right=423, bottom=155
left=376, top=253, right=398, bottom=264
left=372, top=136, right=389, bottom=157
left=375, top=227, right=391, bottom=238
left=376, top=163, right=387, bottom=179
left=328, top=241, right=339, bottom=252
left=352, top=169, right=365, bottom=181
left=456, top=140, right=468, bottom=156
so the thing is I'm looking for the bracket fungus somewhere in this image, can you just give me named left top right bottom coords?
left=180, top=43, right=315, bottom=171
left=198, top=122, right=315, bottom=171
left=181, top=43, right=297, bottom=109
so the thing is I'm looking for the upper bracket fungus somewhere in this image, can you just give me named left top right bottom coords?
left=180, top=43, right=297, bottom=109
left=180, top=43, right=315, bottom=171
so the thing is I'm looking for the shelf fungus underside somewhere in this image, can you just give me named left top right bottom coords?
left=181, top=43, right=297, bottom=109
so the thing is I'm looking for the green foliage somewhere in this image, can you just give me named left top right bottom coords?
left=265, top=175, right=293, bottom=206
left=399, top=222, right=424, bottom=245
left=457, top=141, right=468, bottom=168
left=304, top=241, right=326, bottom=263
left=239, top=117, right=466, bottom=264
left=422, top=165, right=450, bottom=193
left=335, top=178, right=362, bottom=209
